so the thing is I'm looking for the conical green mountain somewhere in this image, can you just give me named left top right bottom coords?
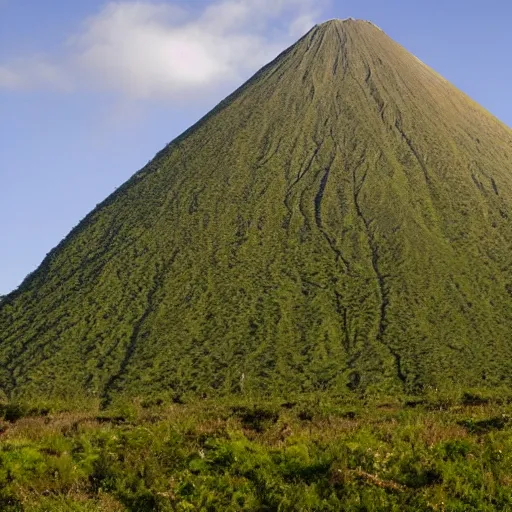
left=2, top=19, right=512, bottom=401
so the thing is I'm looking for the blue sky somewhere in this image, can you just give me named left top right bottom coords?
left=1, top=0, right=511, bottom=295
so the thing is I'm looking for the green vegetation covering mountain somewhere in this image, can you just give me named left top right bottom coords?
left=1, top=19, right=512, bottom=402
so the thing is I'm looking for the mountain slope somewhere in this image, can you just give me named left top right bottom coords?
left=2, top=19, right=512, bottom=401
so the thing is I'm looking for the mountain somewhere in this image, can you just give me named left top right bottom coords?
left=1, top=19, right=512, bottom=402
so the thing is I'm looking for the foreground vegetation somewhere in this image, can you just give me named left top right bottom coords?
left=1, top=390, right=512, bottom=511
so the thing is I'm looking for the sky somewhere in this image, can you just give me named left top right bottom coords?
left=1, top=0, right=511, bottom=296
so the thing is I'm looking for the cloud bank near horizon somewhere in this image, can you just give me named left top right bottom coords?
left=0, top=0, right=326, bottom=100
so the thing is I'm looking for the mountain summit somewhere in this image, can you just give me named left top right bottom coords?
left=2, top=20, right=512, bottom=401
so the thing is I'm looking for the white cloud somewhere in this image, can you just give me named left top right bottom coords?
left=0, top=0, right=326, bottom=100
left=289, top=13, right=319, bottom=38
left=0, top=59, right=70, bottom=91
left=0, top=66, right=22, bottom=89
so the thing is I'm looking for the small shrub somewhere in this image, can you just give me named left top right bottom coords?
left=298, top=409, right=314, bottom=421
left=439, top=439, right=472, bottom=461
left=1, top=402, right=30, bottom=422
left=231, top=406, right=279, bottom=432
left=397, top=457, right=442, bottom=488
left=461, top=392, right=490, bottom=406
left=404, top=399, right=425, bottom=408
left=140, top=397, right=164, bottom=409
left=458, top=416, right=510, bottom=434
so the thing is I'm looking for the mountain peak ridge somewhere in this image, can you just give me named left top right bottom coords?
left=316, top=17, right=383, bottom=30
